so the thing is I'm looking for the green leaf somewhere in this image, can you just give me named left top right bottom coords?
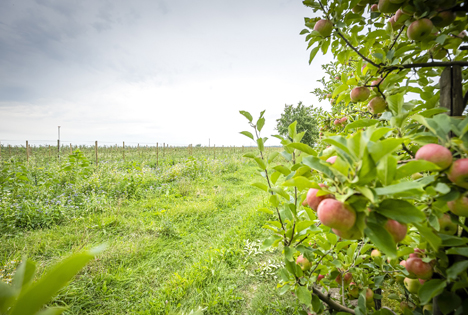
left=395, top=160, right=440, bottom=180
left=446, top=247, right=468, bottom=257
left=376, top=199, right=425, bottom=224
left=368, top=138, right=403, bottom=163
left=414, top=223, right=441, bottom=251
left=309, top=46, right=320, bottom=64
left=375, top=181, right=425, bottom=196
left=344, top=119, right=379, bottom=131
left=273, top=165, right=291, bottom=175
left=303, top=156, right=335, bottom=179
left=283, top=176, right=318, bottom=191
left=446, top=260, right=468, bottom=281
left=322, top=136, right=351, bottom=156
left=332, top=84, right=348, bottom=99
left=254, top=157, right=266, bottom=169
left=270, top=186, right=290, bottom=200
left=437, top=290, right=461, bottom=315
left=364, top=222, right=397, bottom=258
left=12, top=258, right=36, bottom=292
left=257, top=117, right=265, bottom=132
left=288, top=121, right=298, bottom=140
left=0, top=281, right=15, bottom=313
left=239, top=110, right=253, bottom=122
left=251, top=182, right=268, bottom=192
left=35, top=308, right=67, bottom=315
left=387, top=93, right=404, bottom=115
left=418, top=279, right=446, bottom=305
left=239, top=131, right=254, bottom=141
left=286, top=143, right=317, bottom=156
left=10, top=251, right=96, bottom=315
left=296, top=285, right=312, bottom=306
left=257, top=138, right=265, bottom=152
left=376, top=155, right=397, bottom=186
left=284, top=246, right=295, bottom=261
left=268, top=152, right=279, bottom=164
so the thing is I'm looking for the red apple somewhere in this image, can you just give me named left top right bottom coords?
left=406, top=257, right=433, bottom=280
left=326, top=156, right=337, bottom=164
left=407, top=19, right=434, bottom=41
left=447, top=159, right=468, bottom=189
left=438, top=213, right=458, bottom=235
left=334, top=119, right=340, bottom=126
left=388, top=16, right=402, bottom=31
left=415, top=143, right=452, bottom=169
left=340, top=117, right=347, bottom=124
left=394, top=9, right=410, bottom=24
left=317, top=274, right=325, bottom=282
left=314, top=19, right=333, bottom=37
left=448, top=193, right=468, bottom=217
left=431, top=11, right=456, bottom=28
left=317, top=199, right=356, bottom=231
left=368, top=96, right=387, bottom=114
left=306, top=184, right=333, bottom=211
left=350, top=87, right=371, bottom=102
left=296, top=254, right=312, bottom=271
left=335, top=272, right=353, bottom=286
left=384, top=219, right=407, bottom=243
left=348, top=282, right=359, bottom=299
left=370, top=4, right=378, bottom=12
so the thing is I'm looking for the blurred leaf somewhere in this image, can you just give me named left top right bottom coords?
left=395, top=160, right=440, bottom=180
left=239, top=131, right=254, bottom=141
left=257, top=117, right=265, bottom=132
left=364, top=222, right=397, bottom=258
left=344, top=119, right=379, bottom=131
left=251, top=182, right=268, bottom=192
left=239, top=111, right=253, bottom=122
left=418, top=279, right=446, bottom=305
left=376, top=199, right=425, bottom=224
left=286, top=143, right=317, bottom=156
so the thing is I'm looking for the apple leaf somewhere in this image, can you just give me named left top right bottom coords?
left=364, top=222, right=397, bottom=258
left=296, top=285, right=311, bottom=306
left=375, top=181, right=425, bottom=196
left=376, top=199, right=425, bottom=224
left=395, top=160, right=440, bottom=180
left=286, top=143, right=317, bottom=156
left=303, top=156, right=335, bottom=179
left=344, top=119, right=379, bottom=131
left=418, top=279, right=446, bottom=305
left=368, top=138, right=403, bottom=163
left=239, top=110, right=253, bottom=122
left=447, top=261, right=468, bottom=281
left=239, top=131, right=254, bottom=141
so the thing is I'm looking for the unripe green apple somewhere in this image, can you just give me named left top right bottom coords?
left=371, top=249, right=381, bottom=258
left=411, top=172, right=423, bottom=180
left=348, top=282, right=359, bottom=299
left=415, top=143, right=453, bottom=169
left=407, top=19, right=434, bottom=41
left=378, top=0, right=401, bottom=13
left=314, top=19, right=333, bottom=37
left=317, top=199, right=356, bottom=231
left=400, top=301, right=416, bottom=312
left=448, top=193, right=468, bottom=217
left=404, top=277, right=421, bottom=294
left=368, top=96, right=387, bottom=114
left=296, top=254, right=312, bottom=271
left=447, top=158, right=468, bottom=189
left=350, top=87, right=370, bottom=102
left=438, top=213, right=458, bottom=235
left=423, top=304, right=433, bottom=312
left=365, top=288, right=374, bottom=307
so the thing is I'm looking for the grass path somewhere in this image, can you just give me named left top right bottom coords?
left=0, top=161, right=301, bottom=314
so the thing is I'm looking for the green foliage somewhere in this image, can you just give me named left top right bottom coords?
left=0, top=248, right=101, bottom=315
left=276, top=102, right=324, bottom=147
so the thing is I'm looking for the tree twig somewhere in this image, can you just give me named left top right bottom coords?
left=312, top=286, right=356, bottom=314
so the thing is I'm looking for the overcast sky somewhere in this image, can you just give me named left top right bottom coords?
left=0, top=0, right=331, bottom=147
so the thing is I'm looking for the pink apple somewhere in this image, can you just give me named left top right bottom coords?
left=447, top=158, right=468, bottom=189
left=384, top=219, right=407, bottom=243
left=306, top=184, right=333, bottom=211
left=350, top=87, right=370, bottom=102
left=448, top=193, right=468, bottom=217
left=326, top=156, right=337, bottom=164
left=368, top=96, right=387, bottom=114
left=317, top=199, right=356, bottom=231
left=415, top=143, right=452, bottom=169
left=407, top=19, right=434, bottom=41
left=314, top=19, right=333, bottom=37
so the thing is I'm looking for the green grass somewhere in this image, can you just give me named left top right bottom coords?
left=0, top=157, right=302, bottom=314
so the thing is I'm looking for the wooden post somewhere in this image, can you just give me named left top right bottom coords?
left=70, top=143, right=72, bottom=154
left=26, top=141, right=29, bottom=162
left=156, top=142, right=159, bottom=166
left=123, top=141, right=125, bottom=160
left=95, top=141, right=98, bottom=166
left=9, top=145, right=11, bottom=157
left=163, top=143, right=165, bottom=158
left=214, top=144, right=216, bottom=159
left=57, top=139, right=60, bottom=159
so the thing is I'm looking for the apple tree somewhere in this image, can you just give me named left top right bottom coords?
left=240, top=0, right=468, bottom=314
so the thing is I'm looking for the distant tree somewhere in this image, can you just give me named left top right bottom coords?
left=275, top=102, right=324, bottom=147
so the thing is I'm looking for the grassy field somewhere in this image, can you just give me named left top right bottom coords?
left=0, top=151, right=303, bottom=314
